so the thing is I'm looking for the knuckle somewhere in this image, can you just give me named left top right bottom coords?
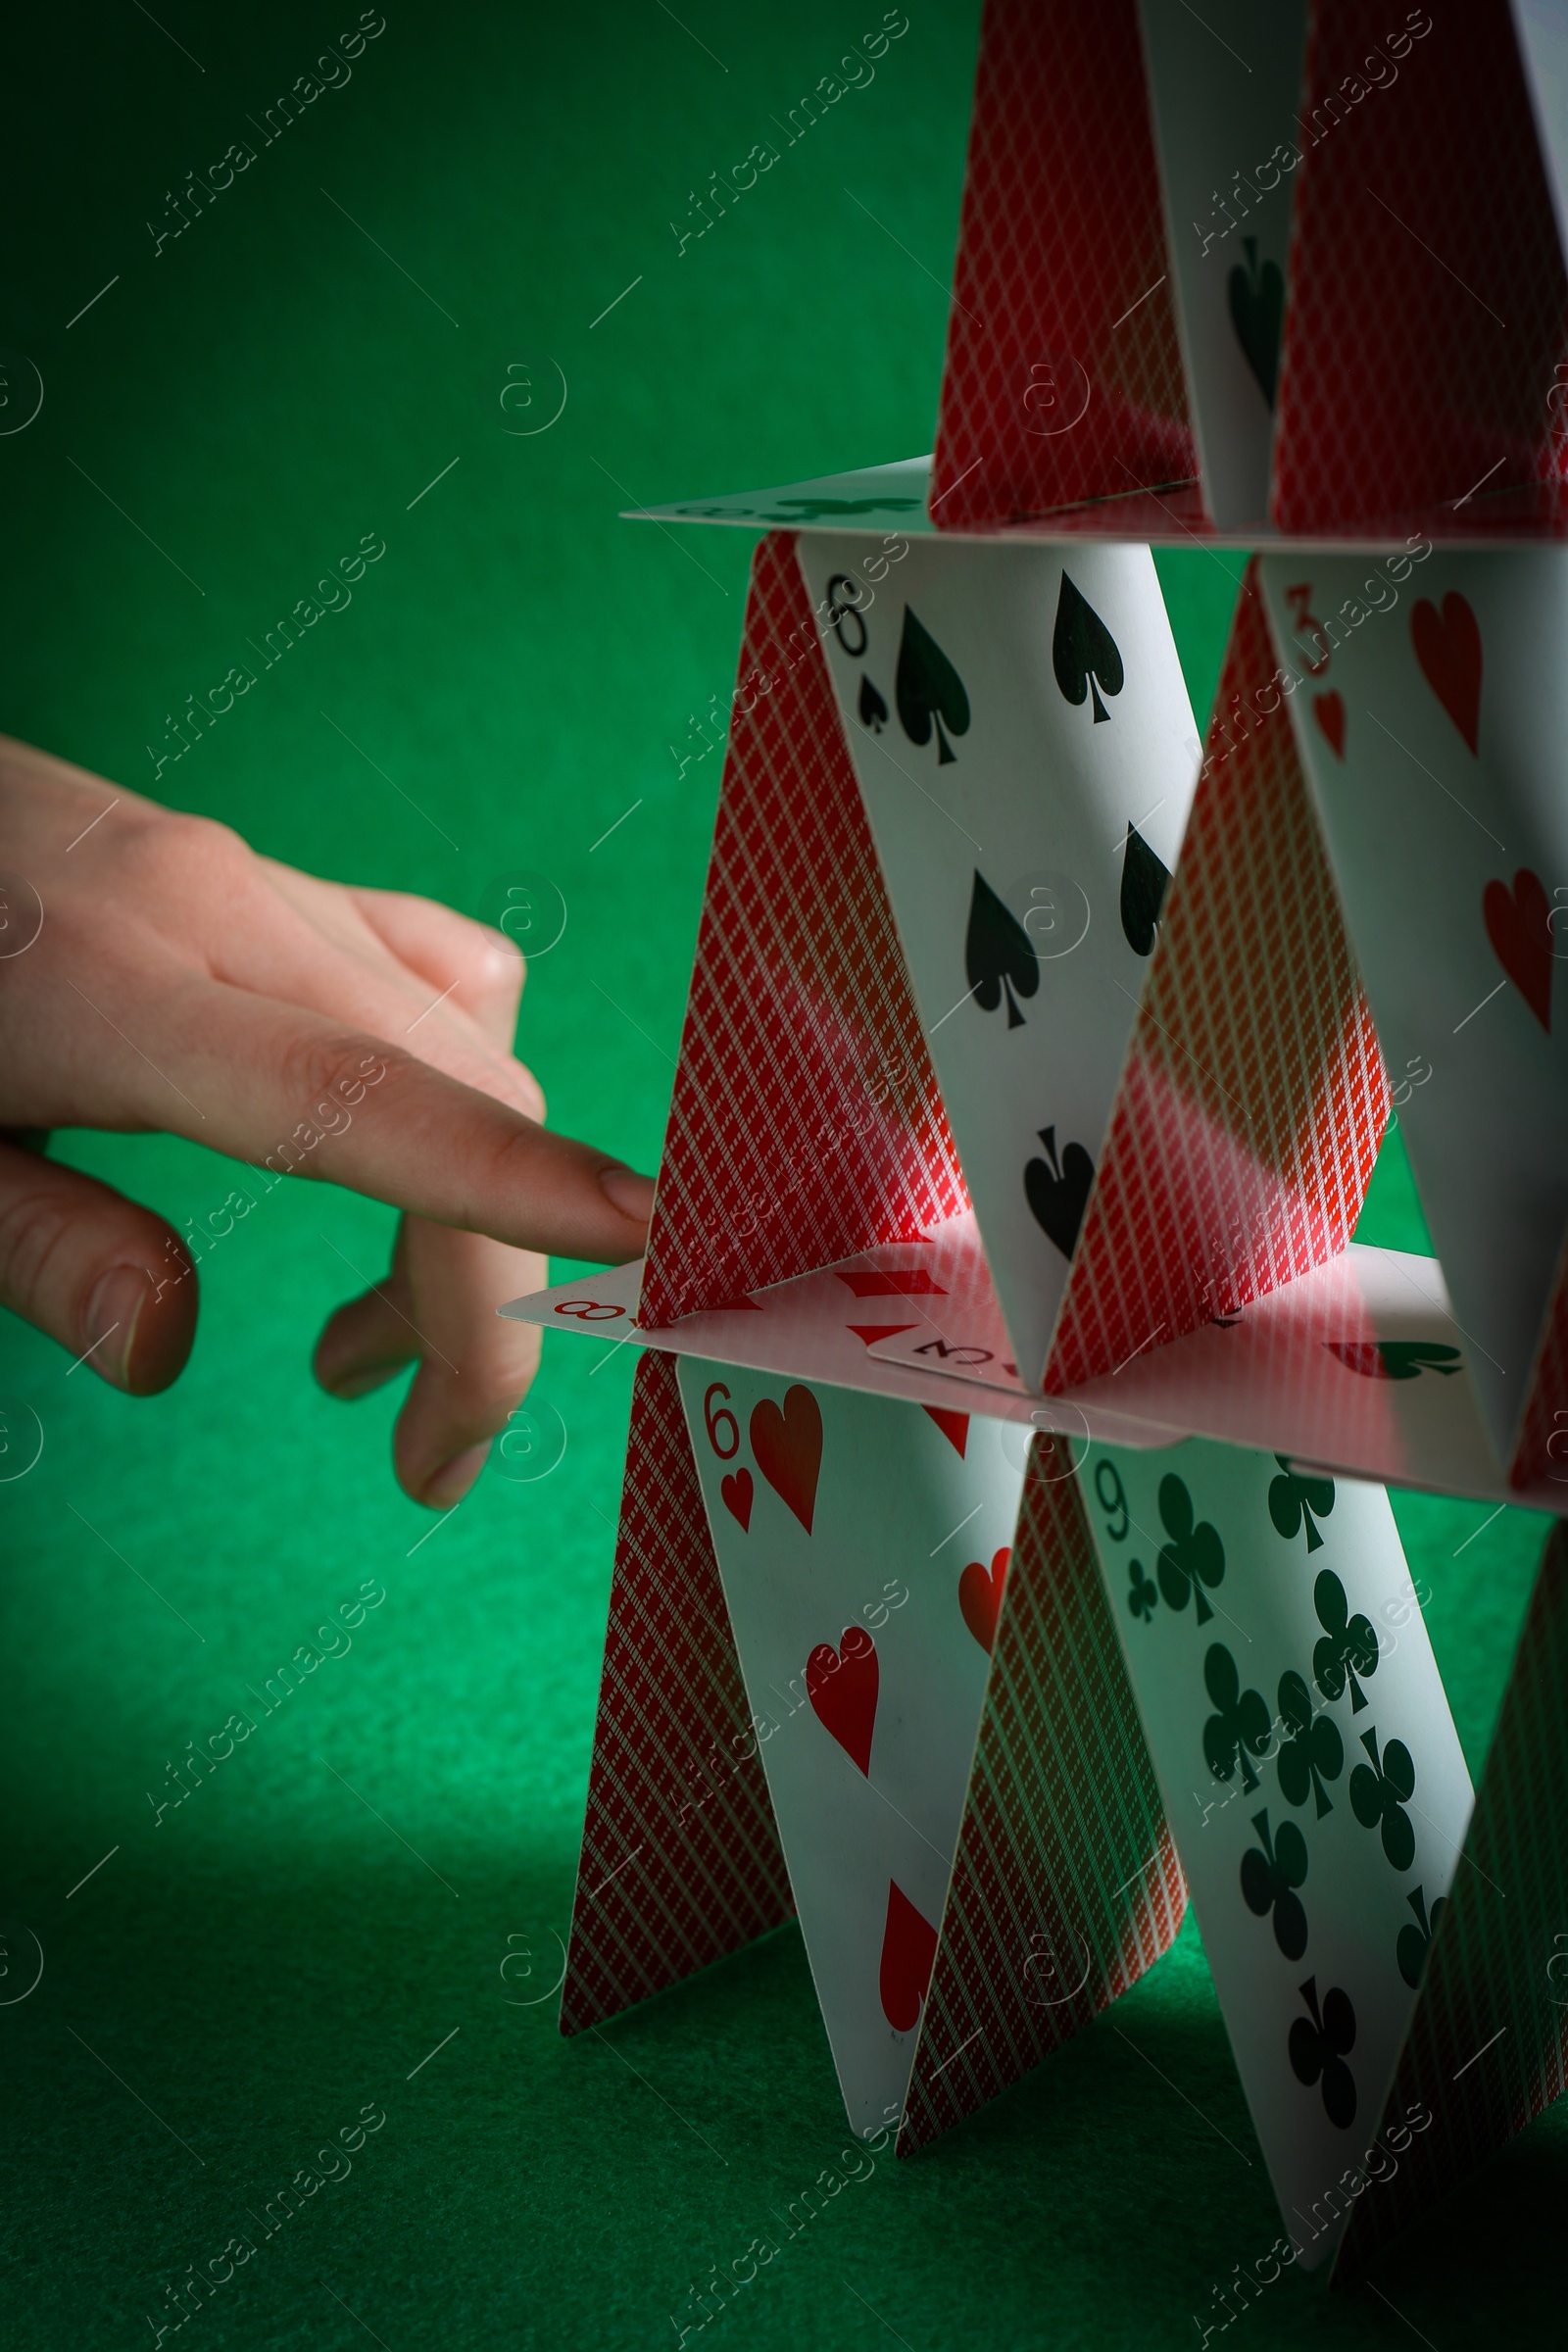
left=274, top=1030, right=399, bottom=1125
left=116, top=810, right=255, bottom=922
left=0, top=1180, right=78, bottom=1309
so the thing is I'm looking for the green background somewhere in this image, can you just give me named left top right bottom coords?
left=1, top=5, right=1559, bottom=2346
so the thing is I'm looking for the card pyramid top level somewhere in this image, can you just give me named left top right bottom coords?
left=646, top=0, right=1568, bottom=549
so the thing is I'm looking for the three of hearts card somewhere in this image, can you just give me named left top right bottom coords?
left=507, top=0, right=1568, bottom=2282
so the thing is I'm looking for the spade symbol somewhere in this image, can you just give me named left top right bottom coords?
left=895, top=607, right=969, bottom=763
left=1119, top=823, right=1170, bottom=956
left=965, top=870, right=1038, bottom=1029
left=1227, top=235, right=1286, bottom=410
left=1024, top=1126, right=1095, bottom=1258
left=858, top=674, right=890, bottom=732
left=1053, top=572, right=1124, bottom=723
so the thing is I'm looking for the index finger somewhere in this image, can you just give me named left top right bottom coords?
left=153, top=981, right=655, bottom=1261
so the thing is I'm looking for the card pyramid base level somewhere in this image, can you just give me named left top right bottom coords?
left=896, top=1455, right=1185, bottom=2152
left=1335, top=1524, right=1568, bottom=2279
left=561, top=1352, right=1186, bottom=2156
left=559, top=1350, right=791, bottom=2034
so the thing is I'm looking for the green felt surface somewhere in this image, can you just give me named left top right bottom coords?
left=1, top=7, right=1562, bottom=2346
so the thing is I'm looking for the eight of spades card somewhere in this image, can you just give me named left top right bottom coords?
left=1258, top=549, right=1568, bottom=1469
left=674, top=1357, right=1027, bottom=2137
left=1080, top=1436, right=1472, bottom=2267
left=796, top=534, right=1202, bottom=1393
left=1138, top=0, right=1308, bottom=529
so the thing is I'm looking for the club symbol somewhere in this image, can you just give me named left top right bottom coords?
left=1349, top=1727, right=1417, bottom=1872
left=1127, top=1557, right=1158, bottom=1623
left=1155, top=1473, right=1226, bottom=1624
left=1396, top=1886, right=1446, bottom=1991
left=1241, top=1807, right=1309, bottom=1962
left=1268, top=1455, right=1336, bottom=1553
left=1312, top=1570, right=1380, bottom=1713
left=1201, top=1643, right=1273, bottom=1794
left=1289, top=1975, right=1357, bottom=2129
left=1275, top=1669, right=1344, bottom=1820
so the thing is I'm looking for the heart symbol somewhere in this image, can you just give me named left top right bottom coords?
left=958, top=1546, right=1010, bottom=1654
left=805, top=1626, right=878, bottom=1775
left=720, top=1468, right=754, bottom=1532
left=1312, top=691, right=1346, bottom=760
left=749, top=1384, right=823, bottom=1535
left=879, top=1879, right=939, bottom=2032
left=1483, top=868, right=1552, bottom=1031
left=1411, top=592, right=1482, bottom=754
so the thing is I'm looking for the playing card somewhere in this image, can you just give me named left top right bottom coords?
left=926, top=0, right=1198, bottom=529
left=675, top=1355, right=1026, bottom=2136
left=1257, top=549, right=1568, bottom=1469
left=1270, top=3, right=1564, bottom=533
left=1138, top=0, right=1309, bottom=529
left=1081, top=1436, right=1473, bottom=2267
left=635, top=531, right=967, bottom=1334
left=1514, top=0, right=1568, bottom=259
left=796, top=533, right=1202, bottom=1392
left=558, top=1351, right=792, bottom=2037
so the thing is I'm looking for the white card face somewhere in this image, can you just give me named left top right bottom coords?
left=796, top=534, right=1202, bottom=1392
left=1080, top=1438, right=1472, bottom=2267
left=675, top=1356, right=1025, bottom=2137
left=1138, top=0, right=1309, bottom=529
left=1513, top=0, right=1568, bottom=261
left=1257, top=550, right=1568, bottom=1466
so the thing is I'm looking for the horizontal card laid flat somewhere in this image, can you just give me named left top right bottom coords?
left=506, top=1229, right=1568, bottom=1513
left=502, top=1222, right=1173, bottom=1452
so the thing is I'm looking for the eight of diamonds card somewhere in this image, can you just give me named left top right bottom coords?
left=1079, top=1436, right=1473, bottom=2266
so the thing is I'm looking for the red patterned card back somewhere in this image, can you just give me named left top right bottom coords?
left=927, top=0, right=1197, bottom=531
left=637, top=533, right=965, bottom=1330
left=1272, top=1, right=1568, bottom=534
left=1512, top=1236, right=1568, bottom=1487
left=1335, top=1524, right=1568, bottom=2277
left=1045, top=563, right=1389, bottom=1392
left=898, top=1449, right=1184, bottom=2152
left=559, top=1350, right=792, bottom=2035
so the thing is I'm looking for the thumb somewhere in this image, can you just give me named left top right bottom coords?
left=0, top=1138, right=198, bottom=1392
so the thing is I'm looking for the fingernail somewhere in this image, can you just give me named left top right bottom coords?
left=422, top=1440, right=490, bottom=1508
left=84, top=1266, right=151, bottom=1388
left=599, top=1164, right=656, bottom=1222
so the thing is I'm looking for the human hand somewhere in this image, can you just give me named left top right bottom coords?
left=0, top=735, right=655, bottom=1505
